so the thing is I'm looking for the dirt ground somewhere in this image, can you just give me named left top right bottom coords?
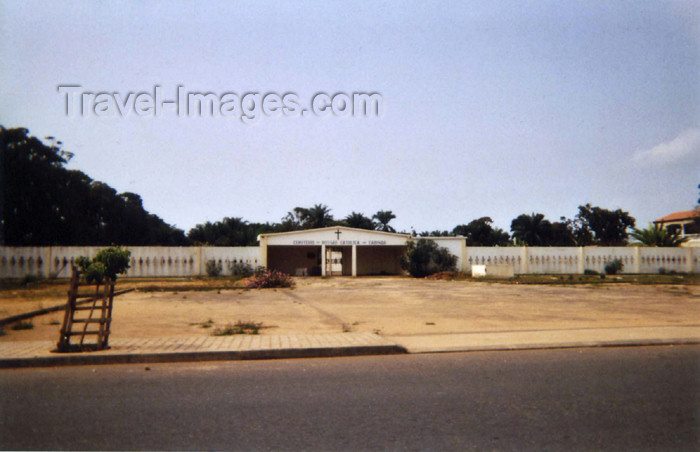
left=2, top=277, right=699, bottom=342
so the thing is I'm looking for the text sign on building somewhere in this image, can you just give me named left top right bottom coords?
left=291, top=240, right=388, bottom=246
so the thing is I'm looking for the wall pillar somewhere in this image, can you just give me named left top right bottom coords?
left=351, top=245, right=357, bottom=277
left=520, top=247, right=528, bottom=274
left=578, top=247, right=585, bottom=274
left=321, top=244, right=327, bottom=277
left=633, top=246, right=641, bottom=273
left=45, top=247, right=53, bottom=278
left=259, top=237, right=268, bottom=268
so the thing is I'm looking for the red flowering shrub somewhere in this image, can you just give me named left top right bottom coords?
left=244, top=268, right=294, bottom=289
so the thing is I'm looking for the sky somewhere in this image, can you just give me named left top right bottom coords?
left=1, top=0, right=699, bottom=234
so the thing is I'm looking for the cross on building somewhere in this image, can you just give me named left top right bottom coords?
left=334, top=229, right=342, bottom=240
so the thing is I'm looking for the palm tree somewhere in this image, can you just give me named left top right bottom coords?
left=630, top=223, right=688, bottom=247
left=373, top=210, right=396, bottom=232
left=510, top=213, right=553, bottom=246
left=294, top=204, right=334, bottom=229
left=344, top=212, right=375, bottom=230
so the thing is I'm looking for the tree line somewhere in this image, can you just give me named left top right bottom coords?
left=1, top=127, right=188, bottom=246
left=1, top=127, right=692, bottom=247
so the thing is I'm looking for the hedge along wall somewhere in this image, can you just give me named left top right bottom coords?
left=1, top=245, right=698, bottom=278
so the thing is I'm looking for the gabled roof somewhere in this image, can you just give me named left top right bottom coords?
left=654, top=210, right=700, bottom=223
left=258, top=226, right=411, bottom=239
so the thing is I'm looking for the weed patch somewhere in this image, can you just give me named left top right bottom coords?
left=245, top=269, right=294, bottom=289
left=12, top=320, right=34, bottom=330
left=213, top=321, right=264, bottom=336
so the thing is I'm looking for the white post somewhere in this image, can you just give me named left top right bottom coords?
left=351, top=245, right=357, bottom=277
left=321, top=244, right=327, bottom=277
left=521, top=247, right=529, bottom=274
left=634, top=246, right=641, bottom=273
left=578, top=247, right=585, bottom=274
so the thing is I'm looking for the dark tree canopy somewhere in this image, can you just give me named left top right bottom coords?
left=278, top=204, right=335, bottom=231
left=400, top=238, right=457, bottom=277
left=510, top=213, right=576, bottom=246
left=510, top=213, right=552, bottom=246
left=373, top=210, right=396, bottom=232
left=187, top=217, right=275, bottom=246
left=343, top=212, right=375, bottom=230
left=574, top=204, right=635, bottom=246
left=418, top=230, right=452, bottom=237
left=453, top=217, right=511, bottom=246
left=0, top=126, right=188, bottom=246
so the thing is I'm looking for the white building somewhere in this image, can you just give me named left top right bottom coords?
left=654, top=210, right=700, bottom=246
left=258, top=226, right=463, bottom=277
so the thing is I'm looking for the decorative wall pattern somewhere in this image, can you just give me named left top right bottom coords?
left=1, top=245, right=698, bottom=278
left=0, top=246, right=262, bottom=278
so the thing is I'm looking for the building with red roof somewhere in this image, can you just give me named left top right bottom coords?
left=653, top=209, right=700, bottom=242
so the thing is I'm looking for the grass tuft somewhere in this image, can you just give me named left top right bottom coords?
left=213, top=321, right=263, bottom=336
left=12, top=320, right=34, bottom=330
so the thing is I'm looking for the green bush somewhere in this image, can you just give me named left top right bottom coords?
left=583, top=269, right=599, bottom=275
left=401, top=239, right=457, bottom=278
left=76, top=246, right=131, bottom=283
left=604, top=258, right=624, bottom=275
left=205, top=260, right=222, bottom=277
left=229, top=261, right=254, bottom=277
left=245, top=268, right=294, bottom=288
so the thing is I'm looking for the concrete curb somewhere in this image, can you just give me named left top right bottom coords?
left=386, top=325, right=700, bottom=354
left=0, top=344, right=407, bottom=369
left=0, top=335, right=408, bottom=369
left=396, top=338, right=700, bottom=354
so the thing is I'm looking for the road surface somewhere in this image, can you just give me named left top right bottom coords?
left=1, top=345, right=698, bottom=451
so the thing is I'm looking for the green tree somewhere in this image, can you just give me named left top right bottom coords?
left=75, top=246, right=131, bottom=283
left=0, top=126, right=188, bottom=245
left=400, top=239, right=457, bottom=277
left=629, top=223, right=688, bottom=247
left=575, top=204, right=636, bottom=246
left=510, top=213, right=553, bottom=246
left=418, top=230, right=451, bottom=237
left=287, top=204, right=335, bottom=229
left=453, top=217, right=511, bottom=246
left=343, top=212, right=375, bottom=230
left=187, top=217, right=272, bottom=246
left=373, top=210, right=396, bottom=232
left=549, top=220, right=577, bottom=246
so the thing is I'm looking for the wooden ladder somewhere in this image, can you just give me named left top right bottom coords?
left=56, top=265, right=115, bottom=352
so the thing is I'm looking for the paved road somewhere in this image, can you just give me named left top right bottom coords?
left=1, top=346, right=698, bottom=451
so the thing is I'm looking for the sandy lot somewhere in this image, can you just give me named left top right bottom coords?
left=2, top=277, right=699, bottom=342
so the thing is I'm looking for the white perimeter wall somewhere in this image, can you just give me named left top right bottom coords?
left=1, top=244, right=698, bottom=278
left=0, top=246, right=262, bottom=278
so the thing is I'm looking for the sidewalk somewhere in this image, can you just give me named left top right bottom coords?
left=386, top=325, right=700, bottom=353
left=1, top=326, right=699, bottom=368
left=0, top=333, right=403, bottom=368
